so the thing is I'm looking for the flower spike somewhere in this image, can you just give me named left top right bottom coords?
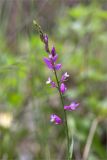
left=55, top=64, right=62, bottom=70
left=35, top=22, right=80, bottom=159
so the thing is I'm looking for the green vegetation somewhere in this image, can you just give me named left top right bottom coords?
left=0, top=1, right=107, bottom=159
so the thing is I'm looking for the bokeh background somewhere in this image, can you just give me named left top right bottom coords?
left=0, top=0, right=107, bottom=159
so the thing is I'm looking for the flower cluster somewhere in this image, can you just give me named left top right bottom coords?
left=44, top=46, right=62, bottom=70
left=42, top=34, right=79, bottom=125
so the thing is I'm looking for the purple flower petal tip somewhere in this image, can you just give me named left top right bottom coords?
left=53, top=54, right=58, bottom=62
left=60, top=83, right=67, bottom=94
left=44, top=57, right=53, bottom=69
left=61, top=72, right=69, bottom=82
left=55, top=64, right=62, bottom=70
left=50, top=114, right=62, bottom=125
left=64, top=106, right=69, bottom=110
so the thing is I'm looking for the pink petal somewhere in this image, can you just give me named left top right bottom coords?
left=53, top=54, right=58, bottom=62
left=69, top=102, right=79, bottom=110
left=49, top=54, right=58, bottom=62
left=60, top=83, right=67, bottom=94
left=64, top=106, right=70, bottom=110
left=44, top=58, right=53, bottom=69
left=64, top=102, right=79, bottom=111
left=55, top=64, right=62, bottom=70
left=50, top=114, right=62, bottom=125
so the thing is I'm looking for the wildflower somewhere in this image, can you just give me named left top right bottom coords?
left=61, top=72, right=69, bottom=82
left=64, top=102, right=79, bottom=111
left=44, top=57, right=62, bottom=70
left=35, top=23, right=79, bottom=159
left=60, top=83, right=67, bottom=94
left=50, top=114, right=62, bottom=124
left=46, top=77, right=56, bottom=88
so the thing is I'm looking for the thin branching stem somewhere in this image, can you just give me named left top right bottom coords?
left=54, top=69, right=70, bottom=160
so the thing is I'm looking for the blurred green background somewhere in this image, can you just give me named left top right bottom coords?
left=0, top=0, right=107, bottom=159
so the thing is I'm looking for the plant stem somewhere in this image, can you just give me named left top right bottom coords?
left=54, top=69, right=70, bottom=160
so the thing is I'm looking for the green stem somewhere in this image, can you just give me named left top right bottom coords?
left=54, top=69, right=70, bottom=160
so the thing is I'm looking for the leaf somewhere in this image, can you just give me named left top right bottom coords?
left=69, top=134, right=74, bottom=159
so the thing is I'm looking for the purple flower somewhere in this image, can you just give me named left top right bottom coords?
left=55, top=63, right=62, bottom=70
left=46, top=77, right=56, bottom=88
left=44, top=58, right=62, bottom=70
left=44, top=58, right=54, bottom=70
left=44, top=45, right=62, bottom=70
left=61, top=72, right=69, bottom=82
left=64, top=102, right=79, bottom=111
left=60, top=83, right=67, bottom=94
left=50, top=114, right=62, bottom=125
